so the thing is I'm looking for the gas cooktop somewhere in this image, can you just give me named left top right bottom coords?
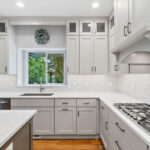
left=114, top=103, right=150, bottom=132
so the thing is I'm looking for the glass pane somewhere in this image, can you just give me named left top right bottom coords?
left=28, top=53, right=46, bottom=84
left=0, top=23, right=6, bottom=32
left=97, top=23, right=105, bottom=32
left=47, top=53, right=64, bottom=84
left=82, top=23, right=91, bottom=32
left=69, top=23, right=76, bottom=32
left=110, top=16, right=114, bottom=29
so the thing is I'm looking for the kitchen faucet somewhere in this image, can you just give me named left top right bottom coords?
left=40, top=77, right=45, bottom=92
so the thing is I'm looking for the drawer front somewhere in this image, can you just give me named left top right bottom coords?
left=11, top=99, right=54, bottom=107
left=109, top=110, right=147, bottom=150
left=77, top=99, right=96, bottom=107
left=55, top=99, right=76, bottom=107
left=100, top=101, right=109, bottom=119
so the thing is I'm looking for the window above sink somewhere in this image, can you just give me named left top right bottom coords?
left=17, top=48, right=66, bottom=86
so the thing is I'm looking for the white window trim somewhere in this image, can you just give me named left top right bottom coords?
left=17, top=48, right=66, bottom=86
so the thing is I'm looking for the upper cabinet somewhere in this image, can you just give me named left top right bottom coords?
left=0, top=20, right=8, bottom=35
left=66, top=36, right=79, bottom=74
left=80, top=20, right=108, bottom=36
left=0, top=36, right=9, bottom=74
left=66, top=20, right=79, bottom=35
left=94, top=20, right=108, bottom=36
left=80, top=20, right=94, bottom=35
left=114, top=0, right=150, bottom=50
left=115, top=0, right=129, bottom=45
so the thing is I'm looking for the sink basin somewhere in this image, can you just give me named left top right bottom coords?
left=21, top=93, right=54, bottom=96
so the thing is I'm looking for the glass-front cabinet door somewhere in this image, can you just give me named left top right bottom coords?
left=66, top=20, right=79, bottom=35
left=94, top=20, right=108, bottom=36
left=80, top=20, right=93, bottom=35
left=0, top=20, right=8, bottom=35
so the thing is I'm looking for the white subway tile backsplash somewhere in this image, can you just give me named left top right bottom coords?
left=117, top=74, right=150, bottom=103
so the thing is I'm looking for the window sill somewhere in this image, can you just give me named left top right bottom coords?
left=17, top=84, right=68, bottom=87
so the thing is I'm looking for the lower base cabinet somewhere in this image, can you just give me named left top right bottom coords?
left=55, top=107, right=76, bottom=135
left=100, top=115, right=109, bottom=150
left=33, top=107, right=54, bottom=136
left=77, top=108, right=96, bottom=135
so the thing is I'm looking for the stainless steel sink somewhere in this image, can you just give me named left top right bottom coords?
left=21, top=93, right=54, bottom=96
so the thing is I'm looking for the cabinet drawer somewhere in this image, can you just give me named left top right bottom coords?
left=77, top=99, right=96, bottom=107
left=55, top=99, right=76, bottom=107
left=11, top=99, right=54, bottom=107
left=109, top=110, right=147, bottom=150
left=100, top=101, right=109, bottom=119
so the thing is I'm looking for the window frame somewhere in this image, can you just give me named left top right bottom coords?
left=17, top=48, right=66, bottom=86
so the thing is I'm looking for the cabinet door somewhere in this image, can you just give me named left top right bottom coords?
left=55, top=107, right=76, bottom=135
left=94, top=36, right=108, bottom=74
left=100, top=114, right=109, bottom=150
left=33, top=107, right=54, bottom=135
left=109, top=33, right=118, bottom=74
left=77, top=108, right=96, bottom=135
left=94, top=20, right=108, bottom=36
left=115, top=0, right=129, bottom=45
left=80, top=20, right=93, bottom=35
left=0, top=20, right=8, bottom=35
left=0, top=36, right=8, bottom=74
left=132, top=0, right=150, bottom=34
left=67, top=36, right=79, bottom=74
left=66, top=20, right=79, bottom=35
left=80, top=36, right=94, bottom=74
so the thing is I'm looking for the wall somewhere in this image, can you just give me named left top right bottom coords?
left=117, top=74, right=150, bottom=103
left=0, top=75, right=117, bottom=92
left=16, top=25, right=66, bottom=48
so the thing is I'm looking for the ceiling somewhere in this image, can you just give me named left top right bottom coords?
left=0, top=0, right=114, bottom=17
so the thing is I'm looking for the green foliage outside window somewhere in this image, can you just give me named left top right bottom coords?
left=28, top=53, right=64, bottom=85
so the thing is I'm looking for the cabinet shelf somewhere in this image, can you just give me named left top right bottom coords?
left=112, top=25, right=150, bottom=54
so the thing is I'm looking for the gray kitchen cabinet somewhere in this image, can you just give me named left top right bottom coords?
left=33, top=107, right=54, bottom=136
left=100, top=101, right=109, bottom=150
left=115, top=0, right=129, bottom=45
left=67, top=36, right=79, bottom=74
left=80, top=36, right=93, bottom=74
left=0, top=36, right=8, bottom=74
left=94, top=20, right=108, bottom=36
left=109, top=110, right=147, bottom=150
left=0, top=20, right=8, bottom=35
left=77, top=107, right=96, bottom=135
left=80, top=20, right=94, bottom=36
left=55, top=107, right=76, bottom=135
left=94, top=36, right=108, bottom=74
left=11, top=99, right=54, bottom=136
left=80, top=36, right=108, bottom=74
left=66, top=20, right=79, bottom=35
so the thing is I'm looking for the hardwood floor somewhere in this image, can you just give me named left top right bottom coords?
left=33, top=139, right=105, bottom=150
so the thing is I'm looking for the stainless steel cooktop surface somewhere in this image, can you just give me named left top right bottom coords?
left=114, top=103, right=150, bottom=132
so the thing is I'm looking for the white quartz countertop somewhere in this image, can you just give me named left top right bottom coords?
left=0, top=110, right=37, bottom=148
left=0, top=91, right=150, bottom=146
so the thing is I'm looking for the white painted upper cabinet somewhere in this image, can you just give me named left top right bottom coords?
left=67, top=36, right=79, bottom=74
left=77, top=107, right=96, bottom=135
left=0, top=36, right=8, bottom=74
left=94, top=36, right=108, bottom=74
left=80, top=36, right=94, bottom=74
left=0, top=20, right=8, bottom=35
left=94, top=20, right=108, bottom=36
left=55, top=107, right=76, bottom=135
left=66, top=20, right=79, bottom=35
left=80, top=20, right=94, bottom=35
left=132, top=0, right=150, bottom=34
left=115, top=0, right=129, bottom=45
